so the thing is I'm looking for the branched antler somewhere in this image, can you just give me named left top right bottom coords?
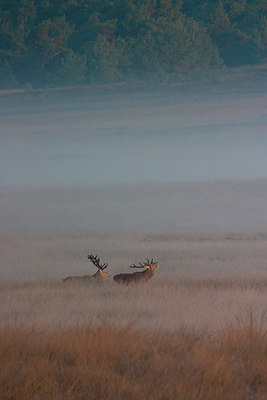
left=129, top=258, right=154, bottom=269
left=88, top=254, right=108, bottom=270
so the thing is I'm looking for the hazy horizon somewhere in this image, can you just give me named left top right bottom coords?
left=1, top=82, right=267, bottom=189
left=1, top=82, right=267, bottom=234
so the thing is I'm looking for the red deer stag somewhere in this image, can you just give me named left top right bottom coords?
left=113, top=258, right=159, bottom=285
left=63, top=254, right=109, bottom=283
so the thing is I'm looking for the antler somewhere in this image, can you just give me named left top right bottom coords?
left=129, top=258, right=154, bottom=268
left=87, top=254, right=108, bottom=270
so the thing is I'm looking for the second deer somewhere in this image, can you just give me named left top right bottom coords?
left=113, top=258, right=159, bottom=285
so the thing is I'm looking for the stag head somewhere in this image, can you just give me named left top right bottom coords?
left=129, top=258, right=158, bottom=271
left=87, top=254, right=110, bottom=278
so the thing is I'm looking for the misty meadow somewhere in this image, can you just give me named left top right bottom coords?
left=1, top=76, right=267, bottom=400
left=1, top=230, right=267, bottom=400
left=1, top=79, right=267, bottom=400
left=1, top=1, right=267, bottom=397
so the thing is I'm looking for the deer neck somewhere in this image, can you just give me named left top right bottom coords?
left=143, top=268, right=155, bottom=278
left=92, top=270, right=102, bottom=278
left=93, top=270, right=109, bottom=279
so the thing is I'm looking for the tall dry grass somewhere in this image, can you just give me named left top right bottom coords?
left=1, top=312, right=266, bottom=400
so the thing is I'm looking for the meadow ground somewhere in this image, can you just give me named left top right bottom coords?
left=1, top=76, right=267, bottom=399
left=0, top=230, right=267, bottom=399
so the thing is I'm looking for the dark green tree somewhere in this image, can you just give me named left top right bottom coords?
left=0, top=0, right=265, bottom=89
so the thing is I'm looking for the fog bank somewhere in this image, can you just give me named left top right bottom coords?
left=1, top=82, right=267, bottom=188
left=1, top=180, right=267, bottom=233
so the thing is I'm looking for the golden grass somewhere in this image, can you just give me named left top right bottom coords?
left=1, top=312, right=266, bottom=400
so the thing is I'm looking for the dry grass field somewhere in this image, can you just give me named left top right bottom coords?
left=0, top=230, right=267, bottom=399
left=1, top=316, right=267, bottom=400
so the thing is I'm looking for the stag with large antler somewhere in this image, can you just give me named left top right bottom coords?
left=63, top=254, right=109, bottom=283
left=113, top=258, right=159, bottom=285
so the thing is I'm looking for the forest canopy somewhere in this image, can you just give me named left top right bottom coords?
left=0, top=0, right=266, bottom=89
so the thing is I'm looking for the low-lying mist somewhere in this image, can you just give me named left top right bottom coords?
left=1, top=83, right=266, bottom=338
left=1, top=82, right=267, bottom=188
left=1, top=180, right=267, bottom=232
left=1, top=230, right=266, bottom=334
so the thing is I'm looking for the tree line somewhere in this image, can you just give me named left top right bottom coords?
left=0, top=0, right=266, bottom=89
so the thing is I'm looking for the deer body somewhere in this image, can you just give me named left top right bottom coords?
left=63, top=254, right=109, bottom=283
left=113, top=259, right=158, bottom=285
